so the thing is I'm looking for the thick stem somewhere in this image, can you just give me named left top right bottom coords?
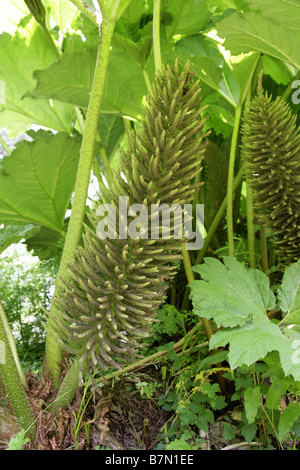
left=195, top=163, right=245, bottom=265
left=246, top=180, right=256, bottom=269
left=244, top=86, right=256, bottom=269
left=153, top=0, right=162, bottom=72
left=182, top=245, right=227, bottom=396
left=0, top=302, right=35, bottom=439
left=227, top=101, right=242, bottom=257
left=0, top=300, right=27, bottom=389
left=69, top=0, right=98, bottom=25
left=41, top=24, right=60, bottom=59
left=52, top=359, right=81, bottom=416
left=182, top=244, right=214, bottom=340
left=46, top=8, right=121, bottom=388
left=260, top=225, right=269, bottom=273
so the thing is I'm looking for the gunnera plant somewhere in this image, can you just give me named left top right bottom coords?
left=49, top=62, right=208, bottom=381
left=242, top=76, right=300, bottom=266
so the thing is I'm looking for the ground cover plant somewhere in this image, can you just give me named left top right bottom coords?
left=0, top=0, right=299, bottom=451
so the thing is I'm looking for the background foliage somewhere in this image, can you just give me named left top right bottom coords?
left=0, top=0, right=299, bottom=450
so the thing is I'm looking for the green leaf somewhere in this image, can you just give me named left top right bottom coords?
left=191, top=257, right=275, bottom=328
left=115, top=0, right=153, bottom=41
left=165, top=439, right=194, bottom=450
left=172, top=35, right=223, bottom=97
left=216, top=10, right=300, bottom=69
left=0, top=0, right=28, bottom=35
left=277, top=259, right=300, bottom=324
left=7, top=429, right=29, bottom=450
left=0, top=23, right=73, bottom=137
left=262, top=55, right=291, bottom=85
left=241, top=423, right=257, bottom=443
left=207, top=0, right=250, bottom=13
left=102, top=40, right=149, bottom=117
left=191, top=258, right=300, bottom=381
left=98, top=114, right=125, bottom=160
left=210, top=317, right=300, bottom=380
left=278, top=402, right=300, bottom=441
left=28, top=48, right=96, bottom=108
left=265, top=377, right=293, bottom=410
left=116, top=0, right=135, bottom=20
left=223, top=422, right=235, bottom=440
left=24, top=226, right=65, bottom=260
left=29, top=40, right=148, bottom=119
left=162, top=0, right=211, bottom=39
left=248, top=0, right=300, bottom=33
left=0, top=132, right=80, bottom=232
left=229, top=51, right=260, bottom=102
left=199, top=350, right=228, bottom=370
left=43, top=0, right=78, bottom=31
left=244, top=386, right=261, bottom=424
left=0, top=224, right=35, bottom=255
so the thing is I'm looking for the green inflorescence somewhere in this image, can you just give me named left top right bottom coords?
left=242, top=77, right=300, bottom=266
left=49, top=62, right=208, bottom=380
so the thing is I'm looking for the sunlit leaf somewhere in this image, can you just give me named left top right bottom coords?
left=0, top=21, right=74, bottom=136
left=0, top=132, right=80, bottom=232
left=216, top=11, right=300, bottom=69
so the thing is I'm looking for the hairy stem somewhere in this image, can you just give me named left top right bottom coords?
left=244, top=86, right=256, bottom=269
left=153, top=0, right=162, bottom=72
left=41, top=24, right=60, bottom=59
left=246, top=180, right=256, bottom=268
left=227, top=101, right=242, bottom=257
left=182, top=244, right=214, bottom=340
left=260, top=225, right=269, bottom=273
left=46, top=7, right=121, bottom=388
left=195, top=163, right=246, bottom=265
left=69, top=0, right=98, bottom=25
left=182, top=246, right=227, bottom=395
left=52, top=359, right=81, bottom=416
left=0, top=301, right=35, bottom=439
left=0, top=300, right=27, bottom=389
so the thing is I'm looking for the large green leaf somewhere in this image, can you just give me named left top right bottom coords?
left=162, top=0, right=211, bottom=39
left=243, top=386, right=261, bottom=424
left=0, top=21, right=74, bottom=137
left=172, top=35, right=223, bottom=96
left=191, top=257, right=300, bottom=381
left=28, top=39, right=149, bottom=118
left=27, top=48, right=96, bottom=108
left=265, top=376, right=293, bottom=410
left=103, top=0, right=135, bottom=20
left=262, top=55, right=291, bottom=85
left=215, top=10, right=300, bottom=70
left=0, top=132, right=81, bottom=232
left=24, top=226, right=65, bottom=260
left=277, top=259, right=300, bottom=324
left=209, top=317, right=300, bottom=380
left=191, top=257, right=275, bottom=328
left=43, top=0, right=78, bottom=30
left=0, top=0, right=28, bottom=34
left=98, top=114, right=125, bottom=160
left=249, top=0, right=300, bottom=33
left=278, top=403, right=300, bottom=441
left=115, top=0, right=153, bottom=42
left=0, top=224, right=35, bottom=255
